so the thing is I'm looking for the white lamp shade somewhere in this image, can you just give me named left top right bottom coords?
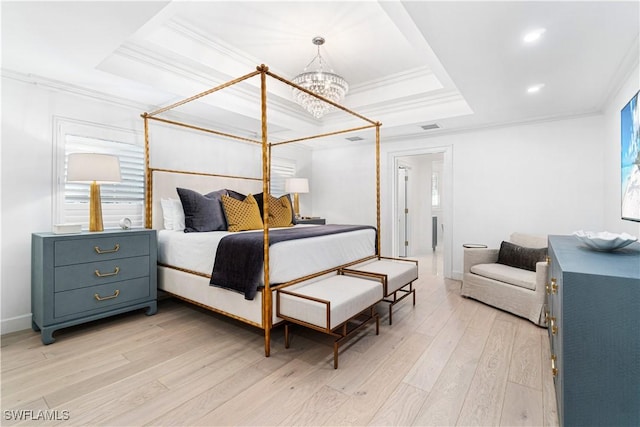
left=285, top=178, right=309, bottom=193
left=67, top=153, right=121, bottom=183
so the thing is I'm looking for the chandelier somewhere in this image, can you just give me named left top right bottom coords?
left=292, top=36, right=349, bottom=119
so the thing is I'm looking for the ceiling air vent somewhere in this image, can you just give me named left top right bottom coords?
left=421, top=123, right=440, bottom=131
left=346, top=136, right=364, bottom=141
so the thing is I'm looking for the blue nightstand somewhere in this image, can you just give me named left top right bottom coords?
left=31, top=229, right=157, bottom=344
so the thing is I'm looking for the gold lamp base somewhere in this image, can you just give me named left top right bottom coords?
left=293, top=192, right=301, bottom=219
left=89, top=181, right=104, bottom=232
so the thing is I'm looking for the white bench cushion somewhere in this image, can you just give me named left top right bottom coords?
left=470, top=263, right=536, bottom=291
left=279, top=275, right=383, bottom=329
left=349, top=259, right=418, bottom=295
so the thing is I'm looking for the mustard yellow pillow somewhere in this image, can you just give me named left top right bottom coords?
left=267, top=194, right=293, bottom=228
left=221, top=193, right=263, bottom=232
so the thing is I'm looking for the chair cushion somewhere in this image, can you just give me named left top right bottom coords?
left=470, top=263, right=537, bottom=291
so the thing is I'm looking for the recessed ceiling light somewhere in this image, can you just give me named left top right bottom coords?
left=523, top=28, right=546, bottom=43
left=527, top=84, right=545, bottom=94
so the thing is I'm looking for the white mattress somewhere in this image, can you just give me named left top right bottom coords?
left=157, top=225, right=376, bottom=284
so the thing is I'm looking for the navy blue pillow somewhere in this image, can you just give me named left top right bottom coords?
left=225, top=189, right=246, bottom=201
left=177, top=188, right=228, bottom=232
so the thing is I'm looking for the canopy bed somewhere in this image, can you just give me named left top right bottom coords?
left=141, top=65, right=383, bottom=357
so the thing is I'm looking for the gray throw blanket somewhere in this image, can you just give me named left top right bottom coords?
left=210, top=224, right=376, bottom=300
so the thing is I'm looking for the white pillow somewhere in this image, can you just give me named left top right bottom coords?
left=160, top=198, right=185, bottom=231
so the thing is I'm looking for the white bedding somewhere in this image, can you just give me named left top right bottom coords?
left=157, top=224, right=376, bottom=284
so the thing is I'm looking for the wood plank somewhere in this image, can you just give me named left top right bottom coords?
left=456, top=318, right=517, bottom=426
left=42, top=323, right=214, bottom=408
left=324, top=332, right=432, bottom=426
left=404, top=297, right=479, bottom=392
left=279, top=385, right=349, bottom=427
left=367, top=383, right=428, bottom=426
left=191, top=357, right=320, bottom=426
left=508, top=317, right=543, bottom=390
left=500, top=381, right=544, bottom=426
left=410, top=301, right=497, bottom=426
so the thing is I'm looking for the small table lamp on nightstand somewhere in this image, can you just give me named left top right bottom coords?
left=285, top=177, right=309, bottom=219
left=67, top=153, right=121, bottom=232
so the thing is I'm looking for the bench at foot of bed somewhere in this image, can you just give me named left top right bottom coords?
left=341, top=257, right=418, bottom=325
left=277, top=274, right=383, bottom=369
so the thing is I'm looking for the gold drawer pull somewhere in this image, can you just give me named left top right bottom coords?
left=551, top=354, right=558, bottom=377
left=551, top=278, right=558, bottom=294
left=95, top=266, right=120, bottom=277
left=94, top=289, right=120, bottom=301
left=94, top=244, right=120, bottom=254
left=546, top=283, right=551, bottom=295
left=550, top=316, right=558, bottom=335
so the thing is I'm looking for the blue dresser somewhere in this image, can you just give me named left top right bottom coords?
left=31, top=229, right=157, bottom=344
left=547, top=235, right=640, bottom=426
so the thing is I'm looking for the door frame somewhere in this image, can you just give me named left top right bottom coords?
left=388, top=145, right=453, bottom=278
left=396, top=162, right=411, bottom=257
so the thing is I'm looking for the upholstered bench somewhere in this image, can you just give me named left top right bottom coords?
left=341, top=257, right=418, bottom=325
left=276, top=273, right=384, bottom=369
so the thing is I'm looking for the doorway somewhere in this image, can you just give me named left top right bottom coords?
left=391, top=148, right=451, bottom=277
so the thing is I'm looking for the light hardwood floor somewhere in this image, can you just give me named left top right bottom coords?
left=1, top=255, right=559, bottom=426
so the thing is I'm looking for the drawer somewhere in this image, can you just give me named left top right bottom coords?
left=54, top=277, right=151, bottom=318
left=54, top=234, right=150, bottom=266
left=54, top=256, right=150, bottom=292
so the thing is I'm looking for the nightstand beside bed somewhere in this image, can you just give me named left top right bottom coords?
left=31, top=228, right=157, bottom=344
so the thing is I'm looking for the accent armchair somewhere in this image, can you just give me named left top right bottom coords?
left=461, top=232, right=548, bottom=326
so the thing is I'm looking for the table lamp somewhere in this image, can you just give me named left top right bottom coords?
left=285, top=177, right=309, bottom=219
left=67, top=153, right=121, bottom=231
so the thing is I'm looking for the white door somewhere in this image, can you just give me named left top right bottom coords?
left=397, top=166, right=409, bottom=257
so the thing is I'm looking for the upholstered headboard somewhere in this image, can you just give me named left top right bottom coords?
left=150, top=170, right=262, bottom=230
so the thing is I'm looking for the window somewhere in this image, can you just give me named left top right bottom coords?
left=271, top=157, right=296, bottom=196
left=55, top=118, right=144, bottom=230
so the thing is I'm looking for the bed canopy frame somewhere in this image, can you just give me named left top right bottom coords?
left=141, top=64, right=382, bottom=356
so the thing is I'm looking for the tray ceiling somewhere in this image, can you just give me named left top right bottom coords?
left=2, top=1, right=638, bottom=143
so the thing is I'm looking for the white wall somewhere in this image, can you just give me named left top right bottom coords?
left=1, top=76, right=145, bottom=334
left=311, top=143, right=377, bottom=226
left=312, top=114, right=607, bottom=279
left=0, top=75, right=312, bottom=334
left=603, top=63, right=640, bottom=236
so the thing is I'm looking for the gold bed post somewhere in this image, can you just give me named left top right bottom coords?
left=143, top=113, right=152, bottom=229
left=376, top=122, right=382, bottom=256
left=259, top=64, right=272, bottom=357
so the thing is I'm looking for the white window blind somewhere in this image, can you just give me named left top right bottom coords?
left=271, top=158, right=296, bottom=196
left=63, top=135, right=145, bottom=229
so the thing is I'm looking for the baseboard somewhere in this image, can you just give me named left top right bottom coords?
left=1, top=313, right=32, bottom=335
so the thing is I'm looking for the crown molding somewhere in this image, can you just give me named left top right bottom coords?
left=1, top=69, right=149, bottom=112
left=382, top=110, right=603, bottom=144
left=349, top=65, right=436, bottom=94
